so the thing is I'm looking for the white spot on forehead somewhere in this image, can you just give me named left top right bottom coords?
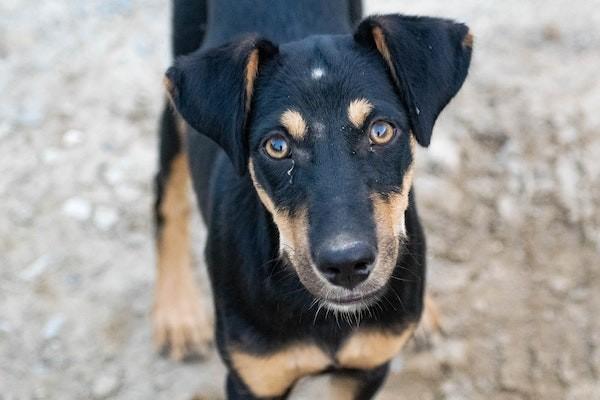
left=311, top=67, right=325, bottom=80
left=313, top=121, right=325, bottom=133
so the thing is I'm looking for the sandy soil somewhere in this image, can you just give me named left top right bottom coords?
left=1, top=0, right=599, bottom=399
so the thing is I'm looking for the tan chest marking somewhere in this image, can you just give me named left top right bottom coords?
left=229, top=325, right=415, bottom=397
left=229, top=344, right=331, bottom=398
left=336, top=324, right=416, bottom=370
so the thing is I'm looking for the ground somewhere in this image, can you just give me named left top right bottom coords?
left=1, top=1, right=599, bottom=399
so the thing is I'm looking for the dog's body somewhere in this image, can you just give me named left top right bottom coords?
left=153, top=1, right=472, bottom=398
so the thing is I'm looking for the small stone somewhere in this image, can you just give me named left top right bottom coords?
left=43, top=314, right=65, bottom=340
left=62, top=197, right=92, bottom=221
left=497, top=195, right=521, bottom=224
left=42, top=148, right=61, bottom=164
left=62, top=129, right=84, bottom=147
left=0, top=319, right=12, bottom=334
left=94, top=206, right=119, bottom=231
left=92, top=371, right=122, bottom=399
left=434, top=340, right=467, bottom=368
left=549, top=276, right=570, bottom=294
left=20, top=255, right=51, bottom=281
left=103, top=165, right=125, bottom=185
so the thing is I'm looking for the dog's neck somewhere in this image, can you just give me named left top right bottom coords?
left=203, top=0, right=353, bottom=46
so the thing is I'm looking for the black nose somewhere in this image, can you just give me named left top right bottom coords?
left=315, top=241, right=376, bottom=289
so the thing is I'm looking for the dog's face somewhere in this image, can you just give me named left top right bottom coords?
left=166, top=15, right=472, bottom=311
left=247, top=36, right=416, bottom=309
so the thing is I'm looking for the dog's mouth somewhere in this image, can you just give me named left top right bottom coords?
left=327, top=287, right=385, bottom=305
left=318, top=286, right=388, bottom=312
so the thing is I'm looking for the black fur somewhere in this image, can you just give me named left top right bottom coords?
left=158, top=1, right=471, bottom=398
left=354, top=15, right=472, bottom=147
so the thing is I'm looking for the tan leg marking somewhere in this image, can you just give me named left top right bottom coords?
left=229, top=344, right=331, bottom=398
left=336, top=324, right=416, bottom=370
left=421, top=293, right=443, bottom=335
left=347, top=98, right=373, bottom=129
left=153, top=152, right=212, bottom=361
left=280, top=109, right=308, bottom=140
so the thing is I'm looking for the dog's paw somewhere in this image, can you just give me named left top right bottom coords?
left=152, top=287, right=213, bottom=362
left=413, top=294, right=445, bottom=351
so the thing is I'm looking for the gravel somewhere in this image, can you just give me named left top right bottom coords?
left=1, top=0, right=599, bottom=399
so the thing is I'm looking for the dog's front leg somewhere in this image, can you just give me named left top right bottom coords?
left=152, top=110, right=212, bottom=361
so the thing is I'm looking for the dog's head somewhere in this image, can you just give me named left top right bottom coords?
left=166, top=15, right=472, bottom=311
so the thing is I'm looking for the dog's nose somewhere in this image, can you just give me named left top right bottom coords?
left=315, top=241, right=376, bottom=289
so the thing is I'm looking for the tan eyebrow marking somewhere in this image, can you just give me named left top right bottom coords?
left=280, top=110, right=307, bottom=140
left=347, top=98, right=374, bottom=128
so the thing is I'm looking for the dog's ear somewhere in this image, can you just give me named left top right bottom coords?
left=164, top=36, right=278, bottom=174
left=354, top=15, right=473, bottom=147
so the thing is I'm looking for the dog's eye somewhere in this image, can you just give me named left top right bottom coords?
left=264, top=134, right=291, bottom=160
left=369, top=121, right=396, bottom=145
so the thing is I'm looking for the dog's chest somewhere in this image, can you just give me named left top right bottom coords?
left=229, top=324, right=415, bottom=398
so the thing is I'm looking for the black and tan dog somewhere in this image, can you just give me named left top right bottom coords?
left=153, top=0, right=472, bottom=398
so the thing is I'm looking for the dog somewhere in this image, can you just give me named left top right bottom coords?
left=153, top=0, right=472, bottom=398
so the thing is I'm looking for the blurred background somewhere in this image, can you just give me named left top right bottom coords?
left=1, top=0, right=599, bottom=399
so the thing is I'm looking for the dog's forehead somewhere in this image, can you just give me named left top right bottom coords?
left=278, top=35, right=355, bottom=79
left=255, top=35, right=396, bottom=129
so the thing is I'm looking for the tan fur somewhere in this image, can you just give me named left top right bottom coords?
left=248, top=159, right=308, bottom=260
left=463, top=31, right=474, bottom=48
left=422, top=294, right=443, bottom=333
left=347, top=98, right=374, bottom=128
left=245, top=49, right=260, bottom=112
left=229, top=323, right=416, bottom=397
left=336, top=325, right=416, bottom=369
left=372, top=27, right=401, bottom=88
left=280, top=109, right=308, bottom=140
left=329, top=376, right=361, bottom=399
left=230, top=344, right=331, bottom=397
left=153, top=153, right=212, bottom=360
left=163, top=75, right=175, bottom=100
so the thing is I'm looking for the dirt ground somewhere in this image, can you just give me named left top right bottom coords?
left=1, top=0, right=599, bottom=399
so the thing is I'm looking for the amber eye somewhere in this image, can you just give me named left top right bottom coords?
left=264, top=134, right=291, bottom=159
left=369, top=121, right=396, bottom=145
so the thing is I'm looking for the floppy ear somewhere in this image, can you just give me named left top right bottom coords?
left=354, top=15, right=473, bottom=147
left=164, top=36, right=278, bottom=174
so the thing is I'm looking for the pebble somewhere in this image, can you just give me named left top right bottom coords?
left=548, top=276, right=570, bottom=294
left=43, top=314, right=65, bottom=340
left=103, top=165, right=125, bottom=185
left=62, top=197, right=92, bottom=221
left=93, top=206, right=119, bottom=231
left=20, top=255, right=51, bottom=281
left=62, top=129, right=84, bottom=147
left=0, top=319, right=12, bottom=334
left=92, top=371, right=122, bottom=399
left=434, top=339, right=468, bottom=368
left=41, top=148, right=61, bottom=164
